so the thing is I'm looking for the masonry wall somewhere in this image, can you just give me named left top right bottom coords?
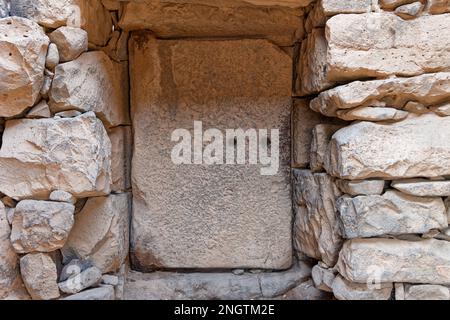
left=0, top=0, right=449, bottom=300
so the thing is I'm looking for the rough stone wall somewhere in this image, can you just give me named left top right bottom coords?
left=294, top=0, right=450, bottom=300
left=0, top=0, right=449, bottom=301
left=0, top=0, right=130, bottom=300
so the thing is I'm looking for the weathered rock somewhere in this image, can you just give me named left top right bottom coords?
left=337, top=238, right=450, bottom=284
left=404, top=284, right=450, bottom=300
left=0, top=0, right=9, bottom=18
left=293, top=170, right=342, bottom=267
left=101, top=274, right=119, bottom=286
left=82, top=0, right=112, bottom=47
left=0, top=201, right=23, bottom=299
left=404, top=101, right=428, bottom=114
left=332, top=275, right=393, bottom=300
left=59, top=258, right=92, bottom=282
left=326, top=114, right=450, bottom=180
left=45, top=43, right=59, bottom=71
left=39, top=73, right=52, bottom=99
left=0, top=17, right=49, bottom=117
left=277, top=279, right=332, bottom=300
left=431, top=103, right=450, bottom=116
left=336, top=179, right=385, bottom=196
left=10, top=200, right=75, bottom=253
left=63, top=285, right=115, bottom=300
left=49, top=27, right=87, bottom=62
left=120, top=0, right=308, bottom=46
left=337, top=191, right=447, bottom=239
left=59, top=266, right=102, bottom=294
left=296, top=28, right=333, bottom=95
left=310, top=73, right=450, bottom=117
left=10, top=0, right=83, bottom=28
left=124, top=262, right=311, bottom=300
left=26, top=100, right=51, bottom=119
left=336, top=107, right=409, bottom=122
left=130, top=35, right=292, bottom=269
left=293, top=100, right=343, bottom=168
left=395, top=283, right=405, bottom=300
left=62, top=193, right=130, bottom=274
left=20, top=253, right=60, bottom=300
left=55, top=110, right=82, bottom=118
left=298, top=13, right=450, bottom=94
left=395, top=2, right=424, bottom=19
left=310, top=124, right=343, bottom=172
left=312, top=264, right=335, bottom=292
left=49, top=190, right=76, bottom=204
left=50, top=52, right=130, bottom=128
left=392, top=179, right=450, bottom=196
left=380, top=0, right=418, bottom=10
left=108, top=126, right=132, bottom=192
left=0, top=112, right=111, bottom=200
left=428, top=0, right=450, bottom=14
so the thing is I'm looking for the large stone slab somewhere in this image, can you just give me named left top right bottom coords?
left=392, top=179, right=450, bottom=197
left=326, top=114, right=450, bottom=180
left=337, top=191, right=447, bottom=239
left=337, top=238, right=450, bottom=284
left=310, top=73, right=450, bottom=117
left=293, top=170, right=342, bottom=267
left=0, top=17, right=49, bottom=117
left=62, top=193, right=130, bottom=273
left=130, top=34, right=292, bottom=269
left=0, top=112, right=111, bottom=200
left=10, top=200, right=75, bottom=253
left=120, top=0, right=308, bottom=46
left=298, top=13, right=450, bottom=94
left=124, top=261, right=311, bottom=300
left=50, top=52, right=130, bottom=128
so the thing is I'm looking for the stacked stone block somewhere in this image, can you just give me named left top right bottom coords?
left=294, top=0, right=450, bottom=300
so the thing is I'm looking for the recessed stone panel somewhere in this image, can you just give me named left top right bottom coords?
left=129, top=33, right=292, bottom=270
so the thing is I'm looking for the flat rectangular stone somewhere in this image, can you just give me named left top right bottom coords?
left=120, top=0, right=309, bottom=46
left=337, top=191, right=447, bottom=239
left=337, top=238, right=450, bottom=284
left=0, top=112, right=111, bottom=200
left=124, top=261, right=311, bottom=300
left=326, top=114, right=450, bottom=180
left=299, top=13, right=450, bottom=94
left=129, top=34, right=292, bottom=269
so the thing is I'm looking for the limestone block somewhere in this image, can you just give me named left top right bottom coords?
left=337, top=191, right=447, bottom=239
left=326, top=114, right=450, bottom=180
left=331, top=275, right=393, bottom=300
left=130, top=34, right=292, bottom=269
left=0, top=112, right=111, bottom=200
left=0, top=17, right=49, bottom=117
left=10, top=200, right=75, bottom=253
left=20, top=253, right=59, bottom=300
left=50, top=52, right=129, bottom=128
left=392, top=179, right=450, bottom=197
left=49, top=26, right=88, bottom=62
left=62, top=193, right=130, bottom=273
